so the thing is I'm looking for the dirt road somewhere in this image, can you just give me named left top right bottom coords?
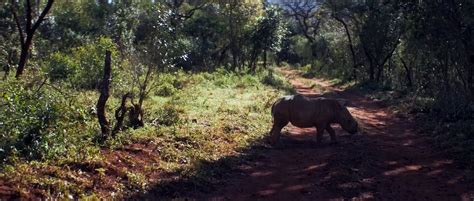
left=196, top=68, right=473, bottom=201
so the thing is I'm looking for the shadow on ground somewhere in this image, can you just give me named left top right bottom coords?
left=129, top=69, right=473, bottom=201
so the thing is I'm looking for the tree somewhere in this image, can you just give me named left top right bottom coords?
left=249, top=5, right=286, bottom=71
left=11, top=0, right=54, bottom=79
left=0, top=1, right=18, bottom=79
left=282, top=0, right=322, bottom=44
left=325, top=0, right=360, bottom=79
left=216, top=0, right=264, bottom=71
left=97, top=50, right=112, bottom=140
left=355, top=1, right=404, bottom=82
left=402, top=0, right=474, bottom=104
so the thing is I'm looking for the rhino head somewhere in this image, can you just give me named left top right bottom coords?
left=337, top=105, right=359, bottom=135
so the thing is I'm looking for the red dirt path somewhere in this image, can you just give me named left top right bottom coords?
left=196, top=68, right=474, bottom=201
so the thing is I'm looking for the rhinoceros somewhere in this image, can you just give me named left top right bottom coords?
left=269, top=94, right=358, bottom=145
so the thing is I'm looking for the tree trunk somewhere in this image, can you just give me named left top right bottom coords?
left=97, top=51, right=112, bottom=140
left=333, top=15, right=357, bottom=79
left=15, top=38, right=32, bottom=78
left=400, top=56, right=413, bottom=88
left=11, top=0, right=55, bottom=79
left=112, top=93, right=131, bottom=135
left=369, top=62, right=375, bottom=81
left=129, top=103, right=144, bottom=128
left=376, top=63, right=383, bottom=82
left=263, top=48, right=267, bottom=69
left=361, top=41, right=375, bottom=81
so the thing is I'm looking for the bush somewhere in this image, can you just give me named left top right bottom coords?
left=153, top=71, right=190, bottom=97
left=0, top=80, right=91, bottom=161
left=149, top=103, right=183, bottom=126
left=155, top=83, right=177, bottom=97
left=47, top=52, right=77, bottom=81
left=431, top=119, right=474, bottom=168
left=45, top=37, right=118, bottom=89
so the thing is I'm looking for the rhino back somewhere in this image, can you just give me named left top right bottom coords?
left=272, top=95, right=341, bottom=128
left=310, top=99, right=340, bottom=124
left=279, top=95, right=318, bottom=127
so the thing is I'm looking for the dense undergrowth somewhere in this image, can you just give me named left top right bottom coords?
left=0, top=68, right=292, bottom=199
left=296, top=65, right=474, bottom=169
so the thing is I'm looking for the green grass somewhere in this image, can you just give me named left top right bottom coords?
left=0, top=68, right=290, bottom=199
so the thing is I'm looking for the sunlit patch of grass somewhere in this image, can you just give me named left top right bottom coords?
left=0, top=68, right=289, bottom=199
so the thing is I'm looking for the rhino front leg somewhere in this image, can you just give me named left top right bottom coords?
left=326, top=125, right=338, bottom=144
left=269, top=118, right=288, bottom=145
left=315, top=125, right=325, bottom=144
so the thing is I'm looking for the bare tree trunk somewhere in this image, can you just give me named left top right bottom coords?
left=333, top=15, right=357, bottom=79
left=16, top=39, right=32, bottom=78
left=362, top=43, right=375, bottom=81
left=112, top=93, right=132, bottom=135
left=400, top=56, right=413, bottom=88
left=376, top=63, right=383, bottom=82
left=128, top=63, right=153, bottom=128
left=249, top=49, right=256, bottom=72
left=97, top=51, right=112, bottom=140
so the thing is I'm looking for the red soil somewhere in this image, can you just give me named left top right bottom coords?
left=196, top=68, right=474, bottom=201
left=1, top=68, right=473, bottom=200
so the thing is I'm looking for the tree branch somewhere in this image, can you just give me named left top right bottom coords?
left=11, top=0, right=25, bottom=46
left=26, top=0, right=32, bottom=31
left=31, top=0, right=54, bottom=33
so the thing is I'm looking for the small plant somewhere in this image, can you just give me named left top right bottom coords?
left=155, top=83, right=177, bottom=97
left=126, top=172, right=148, bottom=191
left=150, top=102, right=183, bottom=126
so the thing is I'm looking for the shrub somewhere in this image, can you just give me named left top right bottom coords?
left=45, top=37, right=118, bottom=89
left=153, top=71, right=190, bottom=97
left=47, top=52, right=78, bottom=81
left=149, top=103, right=183, bottom=126
left=0, top=80, right=91, bottom=161
left=431, top=119, right=474, bottom=168
left=155, top=83, right=177, bottom=97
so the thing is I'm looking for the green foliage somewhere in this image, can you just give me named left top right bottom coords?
left=0, top=1, right=17, bottom=77
left=46, top=37, right=118, bottom=89
left=248, top=5, right=287, bottom=69
left=153, top=71, right=189, bottom=97
left=182, top=9, right=228, bottom=70
left=45, top=1, right=112, bottom=49
left=126, top=171, right=148, bottom=191
left=0, top=79, right=94, bottom=161
left=426, top=117, right=474, bottom=168
left=261, top=70, right=295, bottom=93
left=149, top=102, right=183, bottom=126
left=47, top=52, right=76, bottom=81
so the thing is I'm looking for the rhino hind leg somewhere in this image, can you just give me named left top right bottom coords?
left=325, top=125, right=338, bottom=144
left=315, top=125, right=325, bottom=144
